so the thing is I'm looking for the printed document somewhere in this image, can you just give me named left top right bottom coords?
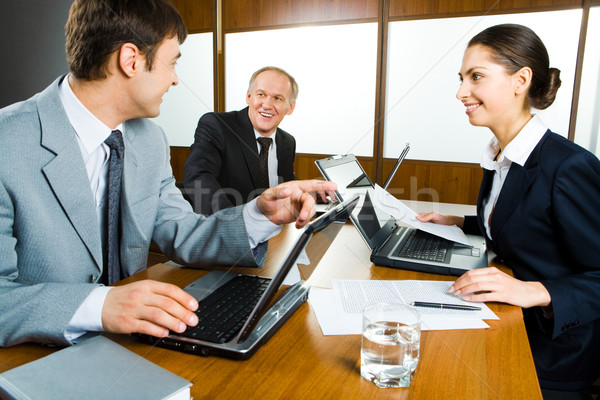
left=308, top=280, right=498, bottom=335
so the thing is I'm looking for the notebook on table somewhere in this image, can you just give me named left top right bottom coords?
left=137, top=195, right=359, bottom=359
left=315, top=153, right=488, bottom=276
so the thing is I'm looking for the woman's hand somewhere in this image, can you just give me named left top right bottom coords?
left=449, top=267, right=551, bottom=308
left=417, top=212, right=465, bottom=229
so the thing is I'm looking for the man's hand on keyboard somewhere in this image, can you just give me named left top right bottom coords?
left=101, top=280, right=199, bottom=338
left=257, top=180, right=337, bottom=228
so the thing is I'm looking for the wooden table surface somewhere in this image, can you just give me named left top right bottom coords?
left=0, top=220, right=542, bottom=400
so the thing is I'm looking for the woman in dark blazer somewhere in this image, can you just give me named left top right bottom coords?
left=418, top=24, right=600, bottom=399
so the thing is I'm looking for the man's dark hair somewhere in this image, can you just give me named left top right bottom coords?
left=65, top=0, right=188, bottom=80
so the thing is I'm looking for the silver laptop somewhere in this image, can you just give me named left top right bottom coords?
left=315, top=153, right=488, bottom=276
left=138, top=195, right=359, bottom=359
left=314, top=144, right=410, bottom=214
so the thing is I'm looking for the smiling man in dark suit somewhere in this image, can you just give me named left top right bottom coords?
left=183, top=66, right=298, bottom=215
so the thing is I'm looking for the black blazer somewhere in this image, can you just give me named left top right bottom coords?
left=183, top=107, right=296, bottom=215
left=463, top=130, right=600, bottom=391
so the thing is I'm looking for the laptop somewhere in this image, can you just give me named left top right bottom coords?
left=315, top=153, right=488, bottom=276
left=314, top=144, right=409, bottom=214
left=137, top=195, right=359, bottom=359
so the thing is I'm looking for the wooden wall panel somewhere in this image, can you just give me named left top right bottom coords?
left=170, top=146, right=190, bottom=183
left=381, top=159, right=482, bottom=205
left=223, top=0, right=380, bottom=31
left=293, top=153, right=481, bottom=205
left=171, top=0, right=215, bottom=32
left=172, top=149, right=482, bottom=205
left=389, top=0, right=582, bottom=19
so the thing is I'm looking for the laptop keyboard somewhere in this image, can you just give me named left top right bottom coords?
left=180, top=275, right=270, bottom=344
left=394, top=229, right=452, bottom=263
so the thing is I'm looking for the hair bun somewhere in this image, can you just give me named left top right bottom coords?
left=532, top=67, right=561, bottom=110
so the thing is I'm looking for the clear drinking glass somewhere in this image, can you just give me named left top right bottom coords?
left=360, top=303, right=421, bottom=388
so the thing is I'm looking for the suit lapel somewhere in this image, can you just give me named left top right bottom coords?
left=490, top=162, right=539, bottom=240
left=236, top=108, right=262, bottom=188
left=38, top=77, right=103, bottom=270
left=119, top=124, right=146, bottom=265
left=476, top=169, right=494, bottom=239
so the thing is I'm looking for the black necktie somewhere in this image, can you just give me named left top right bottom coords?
left=257, top=137, right=272, bottom=189
left=103, top=130, right=124, bottom=285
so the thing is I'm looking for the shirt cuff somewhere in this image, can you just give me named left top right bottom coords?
left=243, top=198, right=282, bottom=249
left=64, top=286, right=112, bottom=342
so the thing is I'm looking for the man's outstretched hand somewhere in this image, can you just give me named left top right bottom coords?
left=257, top=180, right=338, bottom=228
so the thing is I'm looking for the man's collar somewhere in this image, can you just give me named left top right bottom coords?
left=58, top=74, right=123, bottom=153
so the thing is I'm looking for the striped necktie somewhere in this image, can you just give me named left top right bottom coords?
left=102, top=130, right=124, bottom=285
left=257, top=137, right=272, bottom=189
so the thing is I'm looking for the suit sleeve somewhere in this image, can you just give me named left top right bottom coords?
left=153, top=129, right=262, bottom=268
left=183, top=114, right=233, bottom=214
left=462, top=215, right=482, bottom=236
left=540, top=151, right=600, bottom=338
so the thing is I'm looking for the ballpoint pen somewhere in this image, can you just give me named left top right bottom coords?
left=411, top=301, right=481, bottom=311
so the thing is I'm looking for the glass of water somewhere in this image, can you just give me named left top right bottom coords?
left=361, top=303, right=421, bottom=388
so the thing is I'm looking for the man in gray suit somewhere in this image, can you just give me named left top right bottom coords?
left=0, top=0, right=335, bottom=347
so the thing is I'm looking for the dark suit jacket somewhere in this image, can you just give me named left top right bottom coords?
left=463, top=130, right=600, bottom=391
left=183, top=107, right=296, bottom=215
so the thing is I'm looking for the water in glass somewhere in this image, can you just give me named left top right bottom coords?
left=361, top=320, right=420, bottom=388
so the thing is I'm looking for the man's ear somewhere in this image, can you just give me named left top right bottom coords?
left=286, top=101, right=296, bottom=115
left=118, top=43, right=141, bottom=77
left=513, top=66, right=533, bottom=95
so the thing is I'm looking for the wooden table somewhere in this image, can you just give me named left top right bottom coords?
left=0, top=206, right=542, bottom=399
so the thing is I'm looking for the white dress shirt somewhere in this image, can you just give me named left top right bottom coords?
left=255, top=130, right=279, bottom=188
left=480, top=115, right=548, bottom=239
left=59, top=76, right=280, bottom=341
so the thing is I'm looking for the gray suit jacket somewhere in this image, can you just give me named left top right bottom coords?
left=0, top=76, right=262, bottom=347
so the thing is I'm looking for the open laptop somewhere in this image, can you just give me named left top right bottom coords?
left=137, top=195, right=359, bottom=359
left=314, top=144, right=409, bottom=214
left=315, top=153, right=488, bottom=276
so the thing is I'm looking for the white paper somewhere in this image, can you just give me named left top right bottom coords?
left=281, top=265, right=301, bottom=286
left=308, top=280, right=497, bottom=335
left=372, top=184, right=472, bottom=246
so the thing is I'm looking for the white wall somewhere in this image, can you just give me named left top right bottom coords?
left=384, top=10, right=582, bottom=162
left=153, top=33, right=214, bottom=147
left=225, top=23, right=379, bottom=156
left=153, top=9, right=599, bottom=161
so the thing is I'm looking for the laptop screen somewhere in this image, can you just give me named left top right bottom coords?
left=355, top=192, right=384, bottom=241
left=237, top=195, right=360, bottom=341
left=315, top=154, right=373, bottom=201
